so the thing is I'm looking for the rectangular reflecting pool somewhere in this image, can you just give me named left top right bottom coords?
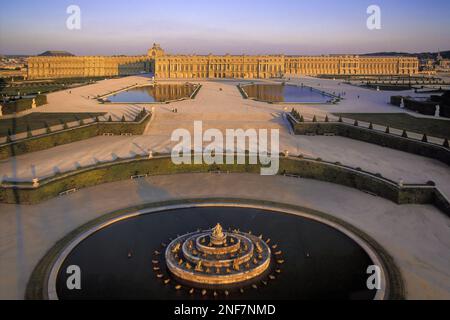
left=241, top=84, right=334, bottom=103
left=106, top=84, right=198, bottom=103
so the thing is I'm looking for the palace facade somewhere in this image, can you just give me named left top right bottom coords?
left=26, top=44, right=165, bottom=80
left=155, top=54, right=419, bottom=79
left=27, top=55, right=152, bottom=79
left=27, top=43, right=419, bottom=80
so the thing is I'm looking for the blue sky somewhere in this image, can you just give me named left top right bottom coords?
left=1, top=0, right=449, bottom=55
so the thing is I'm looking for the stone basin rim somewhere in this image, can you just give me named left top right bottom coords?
left=38, top=200, right=395, bottom=300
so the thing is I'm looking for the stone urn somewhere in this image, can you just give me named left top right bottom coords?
left=435, top=105, right=440, bottom=117
left=32, top=178, right=40, bottom=188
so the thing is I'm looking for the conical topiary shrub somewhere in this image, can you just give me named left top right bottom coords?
left=45, top=122, right=51, bottom=134
left=121, top=115, right=126, bottom=122
left=312, top=115, right=317, bottom=122
left=354, top=120, right=359, bottom=126
left=300, top=115, right=304, bottom=122
left=402, top=130, right=408, bottom=138
left=385, top=126, right=390, bottom=134
left=422, top=134, right=428, bottom=143
left=338, top=116, right=343, bottom=123
left=443, top=138, right=449, bottom=148
left=108, top=115, right=113, bottom=122
left=325, top=115, right=329, bottom=122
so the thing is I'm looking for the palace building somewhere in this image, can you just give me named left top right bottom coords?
left=27, top=43, right=419, bottom=80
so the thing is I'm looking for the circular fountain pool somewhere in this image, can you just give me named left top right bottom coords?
left=47, top=205, right=392, bottom=300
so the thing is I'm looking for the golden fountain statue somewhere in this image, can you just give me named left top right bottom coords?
left=171, top=242, right=181, bottom=253
left=195, top=261, right=203, bottom=272
left=164, top=223, right=272, bottom=286
left=211, top=223, right=226, bottom=246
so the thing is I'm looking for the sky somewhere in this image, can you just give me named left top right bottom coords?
left=1, top=0, right=449, bottom=56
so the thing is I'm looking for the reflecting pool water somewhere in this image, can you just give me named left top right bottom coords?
left=241, top=84, right=333, bottom=103
left=107, top=84, right=198, bottom=103
left=55, top=206, right=379, bottom=300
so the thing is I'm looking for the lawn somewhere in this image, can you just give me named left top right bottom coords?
left=1, top=85, right=66, bottom=96
left=0, top=112, right=106, bottom=137
left=333, top=113, right=450, bottom=139
left=0, top=76, right=118, bottom=96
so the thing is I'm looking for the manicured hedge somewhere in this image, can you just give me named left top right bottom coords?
left=365, top=84, right=411, bottom=91
left=0, top=113, right=151, bottom=159
left=2, top=95, right=47, bottom=114
left=278, top=158, right=401, bottom=203
left=390, top=96, right=402, bottom=106
left=390, top=93, right=450, bottom=118
left=404, top=98, right=439, bottom=116
left=288, top=118, right=450, bottom=166
left=0, top=156, right=259, bottom=204
left=0, top=156, right=448, bottom=218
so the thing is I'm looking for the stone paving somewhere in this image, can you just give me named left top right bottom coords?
left=0, top=75, right=449, bottom=300
left=0, top=174, right=449, bottom=300
left=1, top=77, right=449, bottom=197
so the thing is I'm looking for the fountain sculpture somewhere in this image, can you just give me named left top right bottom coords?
left=164, top=224, right=272, bottom=286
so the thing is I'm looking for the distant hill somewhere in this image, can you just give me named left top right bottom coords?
left=362, top=51, right=450, bottom=59
left=38, top=51, right=75, bottom=57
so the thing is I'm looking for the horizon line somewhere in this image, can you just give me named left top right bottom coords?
left=2, top=49, right=449, bottom=57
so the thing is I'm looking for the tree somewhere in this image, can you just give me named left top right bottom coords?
left=312, top=115, right=317, bottom=122
left=368, top=122, right=373, bottom=130
left=385, top=126, right=390, bottom=134
left=422, top=134, right=428, bottom=143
